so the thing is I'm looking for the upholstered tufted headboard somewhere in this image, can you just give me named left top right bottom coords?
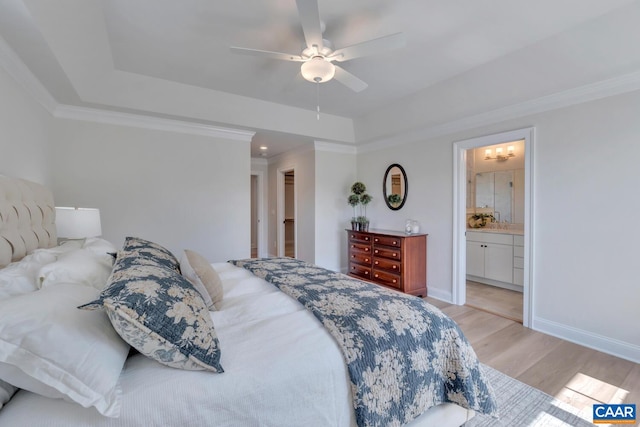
left=0, top=176, right=57, bottom=267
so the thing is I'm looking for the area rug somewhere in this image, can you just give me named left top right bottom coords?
left=463, top=364, right=593, bottom=426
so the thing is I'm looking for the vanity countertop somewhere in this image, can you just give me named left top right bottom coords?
left=466, top=228, right=524, bottom=236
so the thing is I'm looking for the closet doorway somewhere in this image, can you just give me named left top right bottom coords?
left=250, top=170, right=265, bottom=258
left=277, top=167, right=296, bottom=258
left=453, top=128, right=534, bottom=327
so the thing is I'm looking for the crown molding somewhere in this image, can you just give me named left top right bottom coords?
left=0, top=35, right=57, bottom=114
left=4, top=26, right=640, bottom=149
left=314, top=140, right=357, bottom=155
left=54, top=105, right=255, bottom=141
left=358, top=70, right=640, bottom=153
left=251, top=157, right=268, bottom=166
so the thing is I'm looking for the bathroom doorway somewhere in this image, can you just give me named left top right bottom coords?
left=453, top=128, right=534, bottom=327
left=464, top=141, right=525, bottom=322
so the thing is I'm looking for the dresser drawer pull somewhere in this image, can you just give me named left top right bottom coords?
left=374, top=250, right=379, bottom=254
left=393, top=253, right=397, bottom=257
left=365, top=258, right=369, bottom=262
left=374, top=274, right=379, bottom=278
left=365, top=271, right=369, bottom=275
left=393, top=265, right=397, bottom=270
left=392, top=279, right=397, bottom=284
left=351, top=255, right=356, bottom=258
left=374, top=238, right=379, bottom=243
left=365, top=248, right=370, bottom=252
left=365, top=237, right=370, bottom=241
left=374, top=261, right=379, bottom=265
left=393, top=241, right=397, bottom=245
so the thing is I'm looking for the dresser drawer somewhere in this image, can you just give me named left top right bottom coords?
left=350, top=251, right=372, bottom=266
left=372, top=269, right=402, bottom=289
left=372, top=235, right=401, bottom=248
left=350, top=242, right=371, bottom=254
left=349, top=263, right=372, bottom=280
left=373, top=257, right=400, bottom=273
left=349, top=232, right=372, bottom=243
left=373, top=246, right=401, bottom=261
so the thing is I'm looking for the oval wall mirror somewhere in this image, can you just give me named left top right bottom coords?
left=383, top=163, right=408, bottom=210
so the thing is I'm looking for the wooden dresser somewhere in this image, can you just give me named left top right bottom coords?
left=346, top=229, right=427, bottom=296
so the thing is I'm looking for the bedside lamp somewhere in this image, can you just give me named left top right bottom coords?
left=55, top=207, right=102, bottom=241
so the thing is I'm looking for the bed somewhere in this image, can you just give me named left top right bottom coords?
left=0, top=175, right=497, bottom=426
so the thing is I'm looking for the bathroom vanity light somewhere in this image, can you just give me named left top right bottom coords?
left=484, top=145, right=516, bottom=161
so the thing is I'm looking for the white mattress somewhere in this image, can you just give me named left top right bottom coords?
left=0, top=262, right=472, bottom=426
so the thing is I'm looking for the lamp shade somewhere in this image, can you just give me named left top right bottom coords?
left=301, top=57, right=335, bottom=83
left=55, top=207, right=102, bottom=239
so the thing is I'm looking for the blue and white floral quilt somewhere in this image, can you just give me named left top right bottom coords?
left=230, top=257, right=498, bottom=427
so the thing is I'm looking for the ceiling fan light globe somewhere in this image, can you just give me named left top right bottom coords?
left=301, top=57, right=335, bottom=83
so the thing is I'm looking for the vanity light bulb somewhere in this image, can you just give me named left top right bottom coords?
left=485, top=149, right=492, bottom=158
left=496, top=147, right=503, bottom=156
left=507, top=146, right=515, bottom=155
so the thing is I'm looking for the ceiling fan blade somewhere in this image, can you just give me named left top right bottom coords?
left=295, top=0, right=324, bottom=51
left=329, top=32, right=406, bottom=62
left=333, top=65, right=368, bottom=92
left=230, top=46, right=304, bottom=62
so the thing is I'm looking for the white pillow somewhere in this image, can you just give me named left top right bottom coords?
left=37, top=248, right=114, bottom=290
left=0, top=240, right=97, bottom=300
left=180, top=249, right=223, bottom=309
left=180, top=250, right=214, bottom=309
left=0, top=258, right=42, bottom=299
left=82, top=237, right=117, bottom=260
left=0, top=284, right=130, bottom=417
left=0, top=379, right=17, bottom=410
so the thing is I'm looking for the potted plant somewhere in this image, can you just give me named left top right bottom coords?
left=387, top=193, right=401, bottom=206
left=359, top=193, right=372, bottom=231
left=347, top=182, right=372, bottom=231
left=348, top=194, right=360, bottom=230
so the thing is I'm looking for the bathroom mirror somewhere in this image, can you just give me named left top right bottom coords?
left=472, top=169, right=525, bottom=224
left=383, top=163, right=407, bottom=210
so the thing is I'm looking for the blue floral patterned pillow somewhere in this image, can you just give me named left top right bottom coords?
left=121, top=236, right=180, bottom=272
left=80, top=250, right=223, bottom=372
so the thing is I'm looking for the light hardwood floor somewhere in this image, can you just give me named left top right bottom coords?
left=425, top=297, right=640, bottom=424
left=465, top=281, right=523, bottom=323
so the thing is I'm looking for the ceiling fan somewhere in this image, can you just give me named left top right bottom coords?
left=230, top=0, right=406, bottom=92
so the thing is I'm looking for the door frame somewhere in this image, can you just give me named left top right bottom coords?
left=452, top=127, right=535, bottom=327
left=250, top=170, right=266, bottom=258
left=277, top=165, right=296, bottom=258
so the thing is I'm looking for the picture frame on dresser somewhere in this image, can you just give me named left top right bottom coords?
left=346, top=229, right=427, bottom=297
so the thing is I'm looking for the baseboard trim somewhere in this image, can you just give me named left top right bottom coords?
left=426, top=287, right=453, bottom=304
left=533, top=317, right=640, bottom=364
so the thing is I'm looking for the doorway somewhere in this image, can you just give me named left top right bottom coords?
left=250, top=171, right=265, bottom=258
left=277, top=167, right=296, bottom=258
left=465, top=141, right=525, bottom=322
left=453, top=128, right=534, bottom=327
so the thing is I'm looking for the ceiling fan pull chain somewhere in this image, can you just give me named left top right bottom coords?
left=316, top=80, right=320, bottom=120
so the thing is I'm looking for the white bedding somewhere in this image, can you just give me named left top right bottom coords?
left=0, top=262, right=471, bottom=426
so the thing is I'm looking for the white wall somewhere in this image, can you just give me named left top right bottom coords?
left=0, top=65, right=52, bottom=184
left=357, top=89, right=640, bottom=361
left=314, top=148, right=356, bottom=271
left=50, top=119, right=251, bottom=262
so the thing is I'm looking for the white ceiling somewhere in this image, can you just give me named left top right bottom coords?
left=1, top=0, right=639, bottom=157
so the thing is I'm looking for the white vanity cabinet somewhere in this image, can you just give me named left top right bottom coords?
left=466, top=231, right=522, bottom=290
